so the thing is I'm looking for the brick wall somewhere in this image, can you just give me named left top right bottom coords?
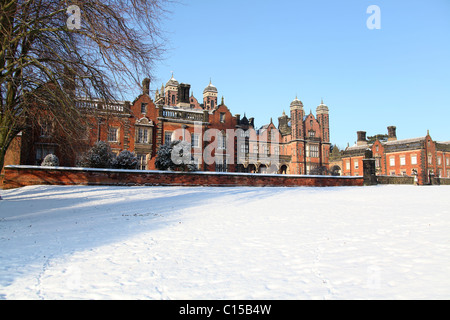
left=2, top=166, right=364, bottom=189
left=377, top=175, right=414, bottom=185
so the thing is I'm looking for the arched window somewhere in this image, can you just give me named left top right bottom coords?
left=171, top=95, right=176, bottom=105
left=210, top=100, right=214, bottom=109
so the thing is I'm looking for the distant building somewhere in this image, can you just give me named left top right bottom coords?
left=339, top=126, right=450, bottom=184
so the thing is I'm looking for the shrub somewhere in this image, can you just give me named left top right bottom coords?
left=79, top=141, right=115, bottom=168
left=112, top=150, right=138, bottom=169
left=41, top=154, right=59, bottom=167
left=155, top=140, right=197, bottom=172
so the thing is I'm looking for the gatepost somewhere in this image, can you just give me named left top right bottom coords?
left=363, top=148, right=377, bottom=186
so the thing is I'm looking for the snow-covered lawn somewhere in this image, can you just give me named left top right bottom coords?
left=0, top=185, right=449, bottom=300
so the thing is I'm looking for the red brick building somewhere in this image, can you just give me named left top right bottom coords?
left=2, top=75, right=331, bottom=175
left=339, top=126, right=450, bottom=184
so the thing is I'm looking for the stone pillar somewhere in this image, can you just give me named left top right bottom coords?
left=363, top=148, right=377, bottom=186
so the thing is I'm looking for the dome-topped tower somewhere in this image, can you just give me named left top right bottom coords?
left=290, top=95, right=305, bottom=140
left=316, top=98, right=330, bottom=143
left=316, top=98, right=329, bottom=115
left=165, top=73, right=179, bottom=88
left=203, top=79, right=218, bottom=110
left=290, top=96, right=304, bottom=110
left=165, top=73, right=179, bottom=106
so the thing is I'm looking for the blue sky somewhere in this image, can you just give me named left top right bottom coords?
left=147, top=0, right=450, bottom=148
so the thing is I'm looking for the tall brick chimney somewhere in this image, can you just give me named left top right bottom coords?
left=357, top=131, right=368, bottom=146
left=387, top=126, right=397, bottom=141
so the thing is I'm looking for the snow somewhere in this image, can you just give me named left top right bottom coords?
left=0, top=184, right=449, bottom=300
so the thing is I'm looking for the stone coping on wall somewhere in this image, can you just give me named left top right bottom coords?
left=4, top=165, right=363, bottom=178
left=2, top=165, right=364, bottom=189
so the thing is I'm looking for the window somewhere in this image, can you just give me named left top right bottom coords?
left=354, top=160, right=359, bottom=169
left=215, top=158, right=228, bottom=172
left=307, top=145, right=319, bottom=158
left=164, top=132, right=172, bottom=145
left=271, top=130, right=277, bottom=140
left=346, top=161, right=350, bottom=170
left=428, top=153, right=432, bottom=165
left=191, top=133, right=199, bottom=148
left=35, top=144, right=55, bottom=165
left=389, top=157, right=395, bottom=167
left=220, top=113, right=225, bottom=123
left=137, top=128, right=149, bottom=144
left=108, top=127, right=118, bottom=142
left=218, top=132, right=226, bottom=150
left=375, top=158, right=381, bottom=168
left=437, top=156, right=442, bottom=166
left=309, top=131, right=315, bottom=137
left=447, top=157, right=450, bottom=166
left=411, top=154, right=417, bottom=165
left=211, top=100, right=215, bottom=109
left=137, top=154, right=147, bottom=170
left=400, top=156, right=406, bottom=166
left=171, top=95, right=176, bottom=105
left=140, top=103, right=147, bottom=114
left=447, top=170, right=450, bottom=178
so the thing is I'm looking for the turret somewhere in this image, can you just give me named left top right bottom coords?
left=203, top=80, right=218, bottom=110
left=290, top=96, right=305, bottom=140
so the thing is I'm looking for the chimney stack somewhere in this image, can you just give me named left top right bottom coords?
left=357, top=131, right=368, bottom=146
left=387, top=126, right=397, bottom=141
left=142, top=78, right=150, bottom=95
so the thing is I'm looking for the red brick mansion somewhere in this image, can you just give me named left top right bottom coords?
left=3, top=75, right=331, bottom=175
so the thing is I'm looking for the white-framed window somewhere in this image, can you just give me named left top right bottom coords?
left=437, top=156, right=442, bottom=166
left=400, top=156, right=406, bottom=166
left=137, top=154, right=147, bottom=170
left=191, top=133, right=200, bottom=148
left=164, top=131, right=172, bottom=145
left=107, top=127, right=118, bottom=142
left=354, top=160, right=359, bottom=169
left=389, top=157, right=395, bottom=167
left=411, top=154, right=417, bottom=165
left=220, top=113, right=225, bottom=123
left=428, top=153, right=433, bottom=165
left=346, top=160, right=350, bottom=170
left=218, top=132, right=226, bottom=150
left=215, top=158, right=228, bottom=172
left=447, top=170, right=450, bottom=178
left=306, top=145, right=319, bottom=158
left=137, top=128, right=149, bottom=144
left=375, top=158, right=381, bottom=168
left=446, top=157, right=450, bottom=166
